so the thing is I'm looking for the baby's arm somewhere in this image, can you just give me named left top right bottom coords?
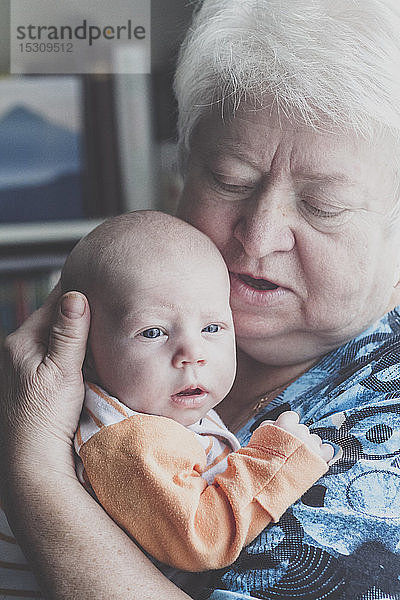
left=79, top=412, right=330, bottom=572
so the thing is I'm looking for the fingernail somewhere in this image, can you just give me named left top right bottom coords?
left=61, top=293, right=85, bottom=319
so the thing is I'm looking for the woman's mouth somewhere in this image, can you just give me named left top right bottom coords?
left=238, top=274, right=279, bottom=291
left=229, top=272, right=289, bottom=307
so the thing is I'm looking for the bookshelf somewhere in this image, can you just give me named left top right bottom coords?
left=0, top=219, right=102, bottom=340
left=1, top=271, right=59, bottom=338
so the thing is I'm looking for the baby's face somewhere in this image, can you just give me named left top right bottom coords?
left=88, top=253, right=236, bottom=426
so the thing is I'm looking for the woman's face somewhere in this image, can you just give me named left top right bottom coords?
left=178, top=107, right=400, bottom=366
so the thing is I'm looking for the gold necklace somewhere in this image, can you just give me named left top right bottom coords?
left=252, top=385, right=288, bottom=417
left=228, top=382, right=290, bottom=433
left=226, top=361, right=314, bottom=433
left=251, top=368, right=308, bottom=417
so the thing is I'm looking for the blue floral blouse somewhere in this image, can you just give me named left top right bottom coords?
left=182, top=307, right=400, bottom=600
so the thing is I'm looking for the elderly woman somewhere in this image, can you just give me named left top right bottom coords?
left=1, top=0, right=400, bottom=599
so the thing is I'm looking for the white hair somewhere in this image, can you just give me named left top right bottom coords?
left=174, top=0, right=400, bottom=170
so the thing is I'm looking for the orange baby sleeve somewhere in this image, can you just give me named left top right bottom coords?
left=80, top=416, right=328, bottom=571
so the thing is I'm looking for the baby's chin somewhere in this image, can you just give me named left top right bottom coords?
left=170, top=411, right=208, bottom=428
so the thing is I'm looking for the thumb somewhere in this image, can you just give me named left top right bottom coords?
left=46, top=292, right=90, bottom=376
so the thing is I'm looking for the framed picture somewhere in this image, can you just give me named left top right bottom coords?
left=0, top=75, right=87, bottom=223
left=0, top=74, right=122, bottom=224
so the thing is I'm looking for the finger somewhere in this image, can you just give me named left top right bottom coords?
left=305, top=436, right=335, bottom=462
left=309, top=433, right=324, bottom=449
left=320, top=442, right=335, bottom=462
left=292, top=423, right=310, bottom=442
left=274, top=411, right=300, bottom=428
left=44, top=292, right=90, bottom=377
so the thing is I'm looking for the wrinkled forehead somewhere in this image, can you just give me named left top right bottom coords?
left=195, top=106, right=394, bottom=169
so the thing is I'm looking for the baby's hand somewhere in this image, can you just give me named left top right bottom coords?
left=258, top=411, right=334, bottom=463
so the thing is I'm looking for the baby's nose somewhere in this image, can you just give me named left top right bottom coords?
left=172, top=344, right=206, bottom=368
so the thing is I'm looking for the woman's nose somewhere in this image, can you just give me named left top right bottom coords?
left=172, top=343, right=206, bottom=368
left=234, top=183, right=295, bottom=258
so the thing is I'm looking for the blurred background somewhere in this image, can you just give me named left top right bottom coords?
left=0, top=0, right=195, bottom=339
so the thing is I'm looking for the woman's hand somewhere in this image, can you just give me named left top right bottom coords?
left=0, top=286, right=191, bottom=599
left=0, top=287, right=90, bottom=481
left=258, top=411, right=334, bottom=463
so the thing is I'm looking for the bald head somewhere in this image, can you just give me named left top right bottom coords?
left=62, top=211, right=236, bottom=422
left=61, top=210, right=228, bottom=303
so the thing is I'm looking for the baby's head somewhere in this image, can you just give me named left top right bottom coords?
left=61, top=210, right=236, bottom=426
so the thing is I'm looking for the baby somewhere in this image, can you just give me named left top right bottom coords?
left=61, top=210, right=333, bottom=572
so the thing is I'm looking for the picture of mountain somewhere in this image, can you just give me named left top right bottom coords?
left=0, top=103, right=85, bottom=222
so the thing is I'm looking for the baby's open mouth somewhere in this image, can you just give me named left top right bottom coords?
left=171, top=387, right=208, bottom=407
left=239, top=274, right=279, bottom=290
left=175, top=387, right=204, bottom=396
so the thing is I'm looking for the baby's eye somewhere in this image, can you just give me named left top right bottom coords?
left=140, top=328, right=165, bottom=339
left=202, top=324, right=221, bottom=333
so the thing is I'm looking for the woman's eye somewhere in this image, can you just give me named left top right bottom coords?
left=211, top=172, right=254, bottom=195
left=202, top=324, right=221, bottom=333
left=301, top=198, right=345, bottom=219
left=140, top=328, right=165, bottom=339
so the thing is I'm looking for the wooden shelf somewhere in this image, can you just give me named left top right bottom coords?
left=0, top=253, right=68, bottom=275
left=0, top=219, right=103, bottom=247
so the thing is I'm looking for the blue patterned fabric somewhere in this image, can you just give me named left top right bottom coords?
left=179, top=307, right=400, bottom=600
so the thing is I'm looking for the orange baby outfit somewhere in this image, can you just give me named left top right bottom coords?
left=75, top=383, right=328, bottom=571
